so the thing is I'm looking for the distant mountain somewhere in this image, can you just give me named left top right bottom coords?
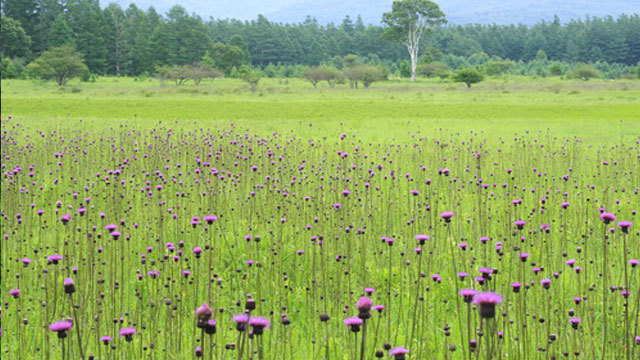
left=108, top=0, right=639, bottom=25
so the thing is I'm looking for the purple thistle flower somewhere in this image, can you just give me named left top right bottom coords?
left=569, top=317, right=581, bottom=329
left=344, top=317, right=362, bottom=332
left=9, top=289, right=20, bottom=298
left=233, top=314, right=249, bottom=331
left=49, top=321, right=73, bottom=333
left=100, top=335, right=112, bottom=344
left=511, top=283, right=522, bottom=293
left=600, top=212, right=616, bottom=224
left=203, top=215, right=217, bottom=224
left=364, top=288, right=375, bottom=295
left=47, top=254, right=63, bottom=264
left=195, top=303, right=213, bottom=321
left=540, top=278, right=552, bottom=289
left=248, top=317, right=270, bottom=335
left=459, top=289, right=477, bottom=303
left=440, top=211, right=454, bottom=222
left=119, top=327, right=136, bottom=341
left=63, top=278, right=75, bottom=294
left=204, top=319, right=217, bottom=335
left=472, top=292, right=503, bottom=318
left=389, top=347, right=409, bottom=360
left=514, top=220, right=526, bottom=229
left=193, top=246, right=203, bottom=257
left=415, top=234, right=429, bottom=244
left=356, top=296, right=373, bottom=315
left=617, top=221, right=632, bottom=233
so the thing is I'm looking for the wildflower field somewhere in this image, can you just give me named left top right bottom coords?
left=1, top=78, right=640, bottom=359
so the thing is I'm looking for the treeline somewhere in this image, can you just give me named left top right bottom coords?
left=1, top=0, right=639, bottom=77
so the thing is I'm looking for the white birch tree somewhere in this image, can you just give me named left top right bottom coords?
left=382, top=0, right=446, bottom=81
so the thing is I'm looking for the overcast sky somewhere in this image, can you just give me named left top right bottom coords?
left=106, top=0, right=640, bottom=25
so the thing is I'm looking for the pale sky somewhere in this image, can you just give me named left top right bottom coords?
left=106, top=0, right=640, bottom=25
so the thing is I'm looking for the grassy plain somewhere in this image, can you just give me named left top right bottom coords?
left=2, top=76, right=640, bottom=359
left=2, top=76, right=639, bottom=142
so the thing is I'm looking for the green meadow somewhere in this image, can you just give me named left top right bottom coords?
left=2, top=75, right=640, bottom=360
left=2, top=77, right=639, bottom=142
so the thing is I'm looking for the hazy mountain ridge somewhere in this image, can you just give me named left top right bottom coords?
left=109, top=0, right=639, bottom=25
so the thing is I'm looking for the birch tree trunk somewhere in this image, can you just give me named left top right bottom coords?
left=410, top=49, right=417, bottom=81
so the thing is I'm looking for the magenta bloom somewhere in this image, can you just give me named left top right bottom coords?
left=248, top=317, right=270, bottom=335
left=415, top=234, right=430, bottom=244
left=119, top=327, right=136, bottom=341
left=9, top=289, right=21, bottom=298
left=617, top=221, right=632, bottom=233
left=47, top=254, right=63, bottom=264
left=63, top=277, right=75, bottom=294
left=356, top=296, right=373, bottom=314
left=472, top=292, right=503, bottom=319
left=514, top=220, right=526, bottom=229
left=100, top=335, right=112, bottom=344
left=390, top=346, right=409, bottom=360
left=119, top=327, right=136, bottom=336
left=344, top=316, right=362, bottom=332
left=344, top=317, right=362, bottom=326
left=233, top=314, right=249, bottom=331
left=540, top=278, right=552, bottom=289
left=203, top=215, right=217, bottom=224
left=49, top=320, right=73, bottom=332
left=569, top=317, right=581, bottom=329
left=440, top=211, right=454, bottom=222
left=459, top=289, right=477, bottom=303
left=600, top=212, right=616, bottom=224
left=195, top=303, right=213, bottom=321
left=233, top=314, right=248, bottom=324
left=364, top=288, right=375, bottom=295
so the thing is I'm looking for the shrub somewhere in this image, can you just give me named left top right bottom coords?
left=568, top=64, right=600, bottom=81
left=453, top=68, right=484, bottom=88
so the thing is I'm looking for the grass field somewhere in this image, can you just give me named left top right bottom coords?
left=2, top=76, right=639, bottom=142
left=1, top=77, right=640, bottom=360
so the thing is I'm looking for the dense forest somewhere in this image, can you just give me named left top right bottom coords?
left=1, top=0, right=639, bottom=78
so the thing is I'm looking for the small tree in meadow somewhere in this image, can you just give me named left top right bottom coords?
left=359, top=65, right=387, bottom=88
left=302, top=66, right=325, bottom=88
left=453, top=68, right=484, bottom=88
left=186, top=63, right=222, bottom=85
left=323, top=66, right=344, bottom=87
left=239, top=65, right=262, bottom=92
left=483, top=60, right=514, bottom=76
left=26, top=44, right=88, bottom=85
left=303, top=65, right=343, bottom=88
left=568, top=64, right=600, bottom=81
left=416, top=62, right=448, bottom=78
